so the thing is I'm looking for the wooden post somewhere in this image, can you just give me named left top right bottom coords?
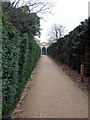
left=80, top=64, right=84, bottom=82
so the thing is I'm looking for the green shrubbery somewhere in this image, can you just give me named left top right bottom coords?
left=2, top=15, right=41, bottom=118
left=47, top=18, right=90, bottom=75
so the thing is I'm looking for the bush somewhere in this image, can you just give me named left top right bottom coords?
left=2, top=15, right=41, bottom=118
left=47, top=18, right=90, bottom=76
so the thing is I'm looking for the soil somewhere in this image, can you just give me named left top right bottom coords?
left=51, top=56, right=89, bottom=95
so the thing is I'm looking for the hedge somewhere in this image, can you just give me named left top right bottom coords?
left=47, top=18, right=90, bottom=75
left=2, top=15, right=41, bottom=118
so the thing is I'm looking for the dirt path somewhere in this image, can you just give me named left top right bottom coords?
left=12, top=55, right=88, bottom=118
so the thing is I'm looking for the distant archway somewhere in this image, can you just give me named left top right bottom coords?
left=42, top=47, right=46, bottom=55
left=39, top=42, right=49, bottom=55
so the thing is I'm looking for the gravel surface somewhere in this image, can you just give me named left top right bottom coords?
left=11, top=55, right=88, bottom=118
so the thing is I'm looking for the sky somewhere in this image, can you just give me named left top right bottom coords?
left=37, top=0, right=89, bottom=43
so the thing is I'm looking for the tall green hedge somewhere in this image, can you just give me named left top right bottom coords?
left=47, top=18, right=90, bottom=75
left=2, top=15, right=41, bottom=118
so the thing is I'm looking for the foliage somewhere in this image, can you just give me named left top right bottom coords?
left=47, top=18, right=90, bottom=76
left=2, top=14, right=41, bottom=118
left=2, top=3, right=41, bottom=37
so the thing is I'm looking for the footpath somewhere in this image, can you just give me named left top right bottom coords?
left=12, top=55, right=88, bottom=118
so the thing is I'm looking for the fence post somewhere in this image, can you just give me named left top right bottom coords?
left=80, top=64, right=84, bottom=82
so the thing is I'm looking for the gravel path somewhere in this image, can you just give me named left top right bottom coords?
left=12, top=55, right=88, bottom=118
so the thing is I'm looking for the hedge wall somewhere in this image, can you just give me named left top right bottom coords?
left=2, top=15, right=41, bottom=118
left=47, top=18, right=90, bottom=75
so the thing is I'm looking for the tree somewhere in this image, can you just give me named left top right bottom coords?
left=2, top=0, right=54, bottom=38
left=2, top=3, right=41, bottom=38
left=48, top=24, right=65, bottom=44
left=11, top=0, right=54, bottom=14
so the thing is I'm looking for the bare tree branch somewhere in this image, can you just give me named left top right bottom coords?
left=48, top=24, right=65, bottom=44
left=11, top=0, right=54, bottom=14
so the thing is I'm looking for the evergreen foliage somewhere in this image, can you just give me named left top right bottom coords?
left=2, top=11, right=41, bottom=118
left=2, top=3, right=41, bottom=37
left=47, top=18, right=90, bottom=76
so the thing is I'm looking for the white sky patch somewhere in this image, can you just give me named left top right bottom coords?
left=37, top=0, right=89, bottom=42
left=2, top=0, right=10, bottom=2
left=88, top=1, right=90, bottom=17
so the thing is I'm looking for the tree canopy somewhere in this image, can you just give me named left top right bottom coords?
left=2, top=3, right=41, bottom=37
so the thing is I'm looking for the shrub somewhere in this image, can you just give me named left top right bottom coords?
left=2, top=15, right=41, bottom=118
left=47, top=18, right=90, bottom=76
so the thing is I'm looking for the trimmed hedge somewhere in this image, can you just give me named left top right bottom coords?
left=47, top=18, right=90, bottom=75
left=2, top=15, right=41, bottom=118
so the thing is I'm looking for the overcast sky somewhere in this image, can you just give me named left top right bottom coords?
left=37, top=0, right=89, bottom=43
